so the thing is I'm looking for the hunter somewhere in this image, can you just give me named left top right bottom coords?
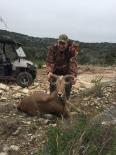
left=46, top=34, right=79, bottom=99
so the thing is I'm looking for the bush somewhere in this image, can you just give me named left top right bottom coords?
left=38, top=113, right=116, bottom=155
left=91, top=75, right=104, bottom=97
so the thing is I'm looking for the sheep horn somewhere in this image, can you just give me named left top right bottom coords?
left=64, top=74, right=74, bottom=80
left=50, top=74, right=58, bottom=79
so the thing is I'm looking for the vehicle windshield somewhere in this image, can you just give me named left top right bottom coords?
left=16, top=46, right=26, bottom=58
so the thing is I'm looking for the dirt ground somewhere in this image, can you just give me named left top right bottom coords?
left=77, top=65, right=116, bottom=82
left=0, top=65, right=116, bottom=155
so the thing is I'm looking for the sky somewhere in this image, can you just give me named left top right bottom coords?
left=0, top=0, right=116, bottom=42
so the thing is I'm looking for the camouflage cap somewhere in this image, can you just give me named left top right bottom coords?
left=58, top=34, right=68, bottom=43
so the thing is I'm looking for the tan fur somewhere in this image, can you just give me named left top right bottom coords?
left=16, top=75, right=72, bottom=118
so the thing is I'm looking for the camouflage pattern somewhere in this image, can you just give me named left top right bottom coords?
left=72, top=41, right=80, bottom=54
left=58, top=34, right=68, bottom=43
left=46, top=41, right=77, bottom=77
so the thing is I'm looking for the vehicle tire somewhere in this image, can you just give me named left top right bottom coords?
left=16, top=72, right=33, bottom=87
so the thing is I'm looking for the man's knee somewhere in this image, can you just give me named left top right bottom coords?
left=65, top=83, right=72, bottom=99
left=50, top=83, right=56, bottom=93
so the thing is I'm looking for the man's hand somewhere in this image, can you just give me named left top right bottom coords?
left=72, top=77, right=76, bottom=85
left=47, top=72, right=53, bottom=82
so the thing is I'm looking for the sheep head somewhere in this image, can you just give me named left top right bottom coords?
left=50, top=74, right=74, bottom=99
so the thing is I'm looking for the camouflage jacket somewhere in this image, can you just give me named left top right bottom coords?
left=46, top=44, right=77, bottom=77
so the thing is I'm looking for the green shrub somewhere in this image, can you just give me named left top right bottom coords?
left=33, top=59, right=45, bottom=68
left=91, top=75, right=104, bottom=97
left=38, top=114, right=116, bottom=155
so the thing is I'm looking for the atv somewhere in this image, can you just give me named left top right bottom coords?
left=0, top=36, right=37, bottom=87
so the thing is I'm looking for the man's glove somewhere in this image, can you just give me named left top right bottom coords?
left=47, top=72, right=53, bottom=82
left=72, top=77, right=76, bottom=85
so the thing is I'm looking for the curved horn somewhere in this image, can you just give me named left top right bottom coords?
left=64, top=74, right=74, bottom=79
left=64, top=74, right=74, bottom=85
left=50, top=74, right=58, bottom=79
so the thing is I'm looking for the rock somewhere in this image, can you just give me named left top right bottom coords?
left=0, top=97, right=7, bottom=101
left=34, top=82, right=40, bottom=86
left=38, top=118, right=50, bottom=124
left=0, top=83, right=9, bottom=91
left=70, top=111, right=78, bottom=116
left=3, top=145, right=9, bottom=152
left=30, top=135, right=37, bottom=140
left=12, top=127, right=22, bottom=136
left=0, top=90, right=3, bottom=95
left=43, top=64, right=46, bottom=68
left=41, top=114, right=56, bottom=120
left=83, top=97, right=89, bottom=101
left=9, top=145, right=19, bottom=151
left=5, top=145, right=20, bottom=155
left=20, top=88, right=29, bottom=94
left=50, top=123, right=57, bottom=127
left=0, top=152, right=7, bottom=155
left=101, top=120, right=116, bottom=125
left=11, top=86, right=21, bottom=91
left=43, top=119, right=50, bottom=125
left=12, top=93, right=22, bottom=99
left=25, top=121, right=31, bottom=125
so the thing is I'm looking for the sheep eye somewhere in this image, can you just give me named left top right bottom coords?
left=52, top=82, right=56, bottom=86
left=50, top=78, right=57, bottom=85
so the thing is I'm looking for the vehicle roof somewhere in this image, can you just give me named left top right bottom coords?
left=0, top=36, right=22, bottom=45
